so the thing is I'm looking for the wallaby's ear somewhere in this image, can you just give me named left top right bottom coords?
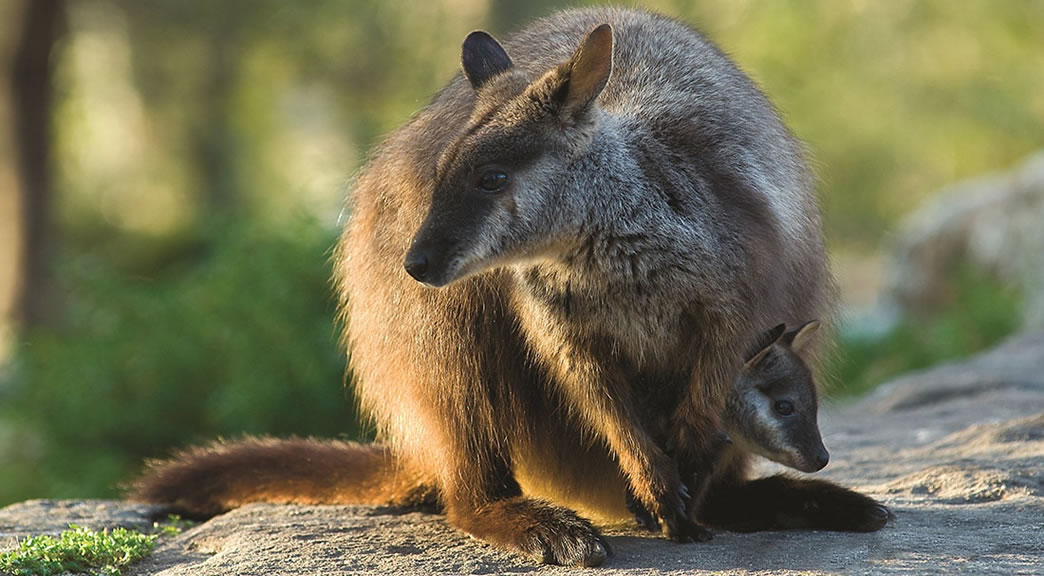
left=557, top=23, right=614, bottom=115
left=744, top=323, right=786, bottom=368
left=461, top=31, right=514, bottom=90
left=783, top=320, right=821, bottom=354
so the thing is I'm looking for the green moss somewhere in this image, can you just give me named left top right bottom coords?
left=0, top=525, right=157, bottom=576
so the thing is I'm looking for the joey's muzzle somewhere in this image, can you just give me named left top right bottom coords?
left=814, top=446, right=830, bottom=470
left=795, top=444, right=830, bottom=473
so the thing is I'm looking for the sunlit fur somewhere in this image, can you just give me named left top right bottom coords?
left=132, top=8, right=890, bottom=566
left=344, top=6, right=837, bottom=554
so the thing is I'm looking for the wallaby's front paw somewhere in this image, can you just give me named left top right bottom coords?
left=656, top=482, right=714, bottom=543
left=625, top=487, right=660, bottom=532
left=662, top=512, right=714, bottom=543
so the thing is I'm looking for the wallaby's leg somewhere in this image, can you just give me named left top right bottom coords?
left=669, top=421, right=734, bottom=540
left=699, top=473, right=891, bottom=533
left=624, top=419, right=731, bottom=541
left=549, top=353, right=706, bottom=543
left=441, top=452, right=609, bottom=566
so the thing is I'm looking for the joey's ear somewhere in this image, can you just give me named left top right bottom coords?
left=782, top=320, right=821, bottom=354
left=556, top=23, right=614, bottom=115
left=461, top=31, right=514, bottom=90
left=744, top=323, right=786, bottom=368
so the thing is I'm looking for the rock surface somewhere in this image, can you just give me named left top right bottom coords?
left=881, top=151, right=1044, bottom=327
left=3, top=332, right=1043, bottom=575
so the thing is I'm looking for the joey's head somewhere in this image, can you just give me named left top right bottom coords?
left=404, top=24, right=615, bottom=287
left=725, top=321, right=830, bottom=473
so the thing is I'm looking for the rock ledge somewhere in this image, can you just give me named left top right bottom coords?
left=3, top=333, right=1042, bottom=575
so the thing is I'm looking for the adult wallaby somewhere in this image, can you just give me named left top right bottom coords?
left=132, top=7, right=889, bottom=566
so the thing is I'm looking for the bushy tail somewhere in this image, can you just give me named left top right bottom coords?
left=128, top=437, right=438, bottom=518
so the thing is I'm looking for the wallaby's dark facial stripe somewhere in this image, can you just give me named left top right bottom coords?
left=436, top=127, right=548, bottom=196
left=434, top=73, right=533, bottom=184
left=434, top=117, right=493, bottom=183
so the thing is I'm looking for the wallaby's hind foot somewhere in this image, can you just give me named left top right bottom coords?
left=700, top=474, right=891, bottom=533
left=448, top=497, right=610, bottom=566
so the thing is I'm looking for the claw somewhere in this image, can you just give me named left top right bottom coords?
left=597, top=535, right=614, bottom=557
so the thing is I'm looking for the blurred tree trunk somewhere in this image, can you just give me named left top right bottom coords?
left=196, top=11, right=242, bottom=219
left=11, top=0, right=63, bottom=327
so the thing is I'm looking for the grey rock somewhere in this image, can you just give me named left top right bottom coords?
left=881, top=152, right=1044, bottom=327
left=0, top=499, right=162, bottom=541
left=3, top=332, right=1043, bottom=575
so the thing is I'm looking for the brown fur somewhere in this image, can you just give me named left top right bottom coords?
left=131, top=438, right=437, bottom=518
left=132, top=8, right=888, bottom=566
left=338, top=8, right=828, bottom=556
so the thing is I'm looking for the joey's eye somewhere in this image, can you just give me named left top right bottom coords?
left=477, top=169, right=509, bottom=192
left=774, top=400, right=794, bottom=416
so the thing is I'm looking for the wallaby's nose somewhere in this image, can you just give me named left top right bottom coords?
left=814, top=449, right=830, bottom=470
left=404, top=250, right=430, bottom=282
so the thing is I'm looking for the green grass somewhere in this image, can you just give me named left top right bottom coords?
left=153, top=514, right=193, bottom=537
left=0, top=525, right=157, bottom=576
left=0, top=516, right=186, bottom=576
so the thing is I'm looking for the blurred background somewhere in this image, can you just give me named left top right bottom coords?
left=1, top=0, right=1042, bottom=506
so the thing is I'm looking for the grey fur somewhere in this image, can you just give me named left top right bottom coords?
left=339, top=6, right=847, bottom=563
left=727, top=322, right=830, bottom=474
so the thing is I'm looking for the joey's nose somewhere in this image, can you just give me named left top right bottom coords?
left=814, top=449, right=830, bottom=470
left=404, top=250, right=429, bottom=281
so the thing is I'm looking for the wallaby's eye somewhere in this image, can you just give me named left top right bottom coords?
left=477, top=169, right=509, bottom=193
left=774, top=400, right=794, bottom=416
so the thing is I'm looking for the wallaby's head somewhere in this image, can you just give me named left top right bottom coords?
left=404, top=24, right=615, bottom=286
left=726, top=321, right=829, bottom=473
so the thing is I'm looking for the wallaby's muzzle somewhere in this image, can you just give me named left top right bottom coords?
left=404, top=235, right=460, bottom=287
left=809, top=445, right=830, bottom=472
left=795, top=443, right=830, bottom=473
left=403, top=242, right=445, bottom=286
left=403, top=248, right=430, bottom=283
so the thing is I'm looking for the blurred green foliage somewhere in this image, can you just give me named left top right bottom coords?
left=47, top=0, right=1044, bottom=251
left=830, top=264, right=1023, bottom=398
left=2, top=0, right=1040, bottom=505
left=1, top=220, right=360, bottom=502
left=681, top=0, right=1044, bottom=247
